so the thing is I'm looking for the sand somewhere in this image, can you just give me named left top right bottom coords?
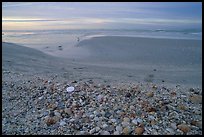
left=2, top=37, right=202, bottom=135
left=2, top=36, right=202, bottom=87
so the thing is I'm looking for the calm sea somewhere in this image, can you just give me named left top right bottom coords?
left=2, top=28, right=202, bottom=52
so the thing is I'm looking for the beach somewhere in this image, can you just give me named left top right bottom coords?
left=2, top=36, right=202, bottom=135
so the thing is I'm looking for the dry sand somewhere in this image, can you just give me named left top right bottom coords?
left=2, top=36, right=202, bottom=87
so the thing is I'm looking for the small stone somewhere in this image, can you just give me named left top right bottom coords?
left=189, top=95, right=202, bottom=104
left=146, top=92, right=154, bottom=97
left=130, top=105, right=135, bottom=110
left=194, top=109, right=201, bottom=115
left=152, top=85, right=157, bottom=89
left=93, top=110, right=99, bottom=116
left=69, top=118, right=75, bottom=122
left=110, top=119, right=117, bottom=123
left=88, top=107, right=94, bottom=112
left=72, top=101, right=78, bottom=107
left=178, top=104, right=187, bottom=111
left=45, top=117, right=57, bottom=126
left=146, top=106, right=157, bottom=112
left=132, top=119, right=138, bottom=125
left=89, top=128, right=95, bottom=134
left=123, top=117, right=130, bottom=122
left=54, top=110, right=61, bottom=117
left=113, top=131, right=120, bottom=135
left=150, top=120, right=156, bottom=125
left=95, top=127, right=100, bottom=132
left=170, top=123, right=177, bottom=130
left=48, top=104, right=57, bottom=110
left=43, top=111, right=49, bottom=117
left=101, top=131, right=110, bottom=135
left=189, top=88, right=195, bottom=92
left=180, top=95, right=187, bottom=98
left=78, top=131, right=86, bottom=135
left=64, top=108, right=72, bottom=115
left=134, top=118, right=143, bottom=124
left=177, top=124, right=190, bottom=133
left=197, top=121, right=202, bottom=129
left=38, top=96, right=43, bottom=100
left=122, top=121, right=130, bottom=127
left=90, top=114, right=94, bottom=118
left=97, top=95, right=103, bottom=102
left=60, top=120, right=66, bottom=126
left=148, top=115, right=155, bottom=121
left=191, top=121, right=202, bottom=129
left=151, top=129, right=158, bottom=135
left=125, top=93, right=131, bottom=98
left=104, top=112, right=112, bottom=118
left=152, top=125, right=159, bottom=130
left=166, top=128, right=175, bottom=134
left=93, top=117, right=99, bottom=121
left=49, top=110, right=55, bottom=117
left=123, top=127, right=131, bottom=135
left=71, top=80, right=78, bottom=83
left=116, top=126, right=123, bottom=133
left=102, top=124, right=108, bottom=129
left=170, top=92, right=177, bottom=96
left=101, top=110, right=105, bottom=116
left=66, top=86, right=75, bottom=93
left=135, top=127, right=144, bottom=135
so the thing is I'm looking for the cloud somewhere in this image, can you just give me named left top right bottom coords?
left=2, top=2, right=202, bottom=30
left=2, top=2, right=37, bottom=8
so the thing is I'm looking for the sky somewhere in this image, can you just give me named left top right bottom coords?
left=2, top=2, right=202, bottom=31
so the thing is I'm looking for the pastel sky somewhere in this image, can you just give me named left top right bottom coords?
left=2, top=2, right=202, bottom=30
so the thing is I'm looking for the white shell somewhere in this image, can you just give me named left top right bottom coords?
left=97, top=95, right=103, bottom=101
left=66, top=86, right=75, bottom=92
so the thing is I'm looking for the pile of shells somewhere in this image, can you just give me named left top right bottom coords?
left=2, top=74, right=202, bottom=135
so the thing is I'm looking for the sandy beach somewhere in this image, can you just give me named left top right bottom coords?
left=2, top=36, right=202, bottom=135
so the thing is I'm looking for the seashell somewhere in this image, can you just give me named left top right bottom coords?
left=64, top=108, right=72, bottom=115
left=170, top=123, right=177, bottom=130
left=113, top=131, right=120, bottom=135
left=152, top=85, right=157, bottom=89
left=135, top=127, right=144, bottom=135
left=177, top=124, right=190, bottom=133
left=146, top=92, right=154, bottom=97
left=130, top=105, right=135, bottom=110
left=189, top=95, right=202, bottom=104
left=45, top=117, right=57, bottom=126
left=170, top=91, right=177, bottom=96
left=97, top=95, right=104, bottom=102
left=191, top=120, right=197, bottom=126
left=60, top=120, right=66, bottom=126
left=123, top=127, right=131, bottom=135
left=47, top=104, right=57, bottom=109
left=66, top=86, right=75, bottom=93
left=150, top=120, right=156, bottom=125
left=146, top=107, right=156, bottom=112
left=101, top=131, right=110, bottom=135
left=191, top=120, right=202, bottom=128
left=129, top=113, right=136, bottom=118
left=178, top=104, right=186, bottom=111
left=123, top=117, right=130, bottom=122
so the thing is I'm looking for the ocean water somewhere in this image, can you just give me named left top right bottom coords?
left=2, top=29, right=202, bottom=57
